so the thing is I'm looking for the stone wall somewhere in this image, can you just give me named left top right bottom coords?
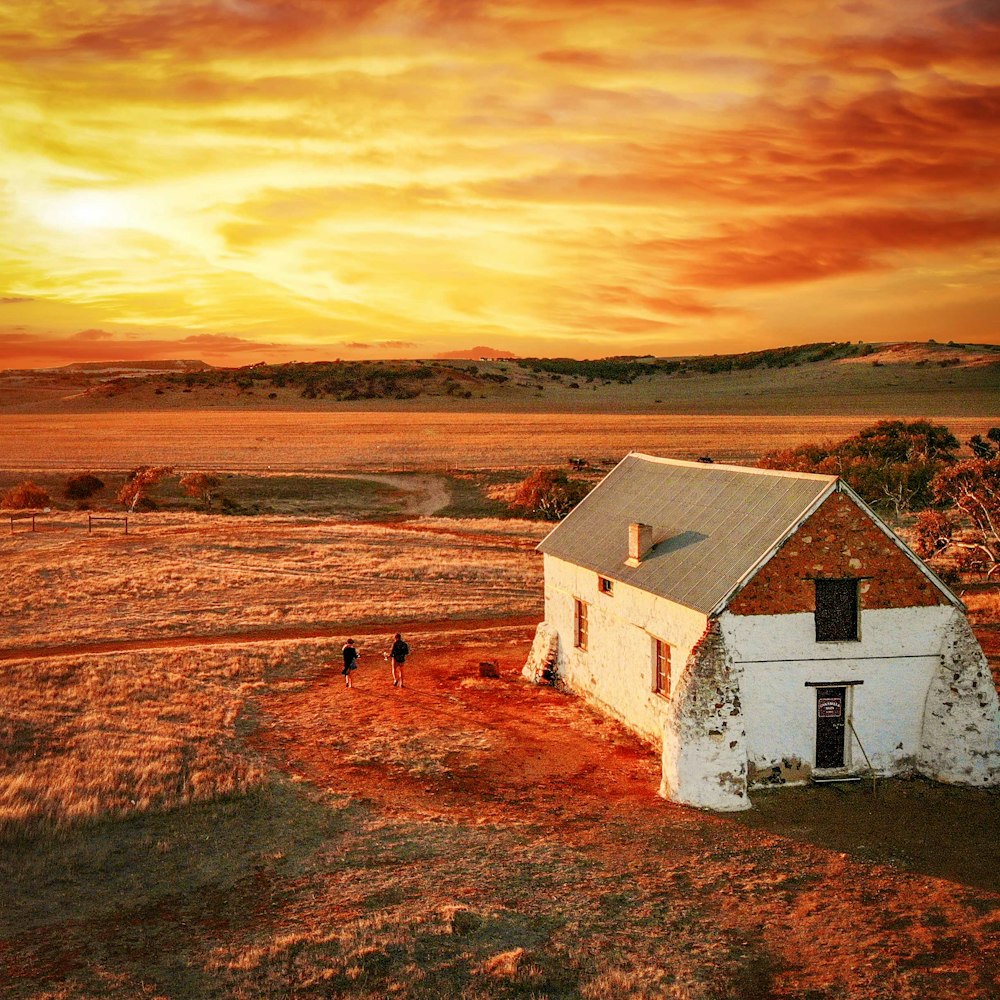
left=729, top=491, right=948, bottom=616
left=918, top=610, right=1000, bottom=787
left=659, top=621, right=751, bottom=811
left=521, top=622, right=560, bottom=686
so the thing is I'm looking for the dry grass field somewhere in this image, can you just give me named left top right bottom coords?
left=0, top=515, right=546, bottom=651
left=2, top=412, right=993, bottom=472
left=3, top=392, right=999, bottom=998
left=2, top=512, right=1000, bottom=999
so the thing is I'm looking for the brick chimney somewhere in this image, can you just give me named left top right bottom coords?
left=626, top=522, right=653, bottom=567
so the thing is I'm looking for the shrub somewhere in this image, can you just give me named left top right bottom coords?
left=180, top=472, right=222, bottom=510
left=0, top=481, right=51, bottom=509
left=759, top=420, right=960, bottom=516
left=117, top=465, right=173, bottom=512
left=510, top=469, right=587, bottom=520
left=64, top=474, right=105, bottom=504
left=922, top=457, right=1000, bottom=577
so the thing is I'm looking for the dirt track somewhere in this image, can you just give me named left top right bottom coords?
left=0, top=614, right=540, bottom=663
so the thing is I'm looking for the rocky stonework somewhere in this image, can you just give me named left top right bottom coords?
left=918, top=610, right=1000, bottom=787
left=522, top=623, right=560, bottom=686
left=729, top=491, right=948, bottom=616
left=659, top=621, right=751, bottom=811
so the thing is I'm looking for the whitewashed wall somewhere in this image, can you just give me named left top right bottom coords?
left=718, top=604, right=956, bottom=781
left=543, top=553, right=707, bottom=744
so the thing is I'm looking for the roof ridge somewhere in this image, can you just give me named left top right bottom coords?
left=628, top=452, right=839, bottom=483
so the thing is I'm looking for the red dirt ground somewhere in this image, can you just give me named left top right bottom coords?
left=251, top=629, right=1000, bottom=1000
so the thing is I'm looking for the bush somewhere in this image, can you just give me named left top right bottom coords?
left=180, top=472, right=222, bottom=510
left=0, top=481, right=51, bottom=510
left=64, top=474, right=105, bottom=504
left=510, top=469, right=587, bottom=520
left=923, top=457, right=1000, bottom=577
left=759, top=420, right=960, bottom=516
left=117, top=466, right=173, bottom=512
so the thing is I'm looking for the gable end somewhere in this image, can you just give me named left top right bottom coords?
left=726, top=488, right=955, bottom=616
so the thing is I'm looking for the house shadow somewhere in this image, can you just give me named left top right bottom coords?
left=651, top=530, right=708, bottom=556
left=724, top=776, right=1000, bottom=894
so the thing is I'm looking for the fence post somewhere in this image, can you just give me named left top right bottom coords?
left=88, top=514, right=93, bottom=534
left=124, top=516, right=128, bottom=536
left=31, top=514, right=36, bottom=532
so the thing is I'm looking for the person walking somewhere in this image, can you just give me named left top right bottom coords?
left=341, top=639, right=360, bottom=688
left=388, top=633, right=410, bottom=688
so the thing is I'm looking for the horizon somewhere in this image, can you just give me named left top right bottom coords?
left=8, top=336, right=998, bottom=373
left=2, top=1, right=1000, bottom=368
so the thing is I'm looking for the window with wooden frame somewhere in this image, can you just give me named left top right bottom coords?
left=653, top=638, right=671, bottom=697
left=574, top=599, right=589, bottom=650
left=598, top=575, right=614, bottom=596
left=814, top=578, right=860, bottom=642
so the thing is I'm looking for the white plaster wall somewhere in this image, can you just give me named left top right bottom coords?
left=543, top=554, right=708, bottom=745
left=719, top=604, right=957, bottom=780
left=919, top=609, right=1000, bottom=787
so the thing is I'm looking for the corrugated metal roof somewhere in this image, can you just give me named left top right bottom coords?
left=538, top=453, right=836, bottom=614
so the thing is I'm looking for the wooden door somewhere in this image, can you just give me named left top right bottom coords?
left=815, top=686, right=846, bottom=769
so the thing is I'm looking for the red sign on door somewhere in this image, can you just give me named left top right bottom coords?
left=817, top=697, right=842, bottom=718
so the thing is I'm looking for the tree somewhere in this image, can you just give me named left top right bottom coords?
left=64, top=473, right=105, bottom=505
left=969, top=435, right=997, bottom=460
left=179, top=471, right=222, bottom=510
left=759, top=420, right=959, bottom=516
left=913, top=457, right=1000, bottom=577
left=511, top=468, right=587, bottom=520
left=0, top=481, right=50, bottom=509
left=117, top=465, right=173, bottom=512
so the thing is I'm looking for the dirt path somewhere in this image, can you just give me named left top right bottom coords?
left=0, top=613, right=539, bottom=663
left=326, top=472, right=451, bottom=516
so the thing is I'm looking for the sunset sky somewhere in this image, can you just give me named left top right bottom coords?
left=1, top=0, right=998, bottom=367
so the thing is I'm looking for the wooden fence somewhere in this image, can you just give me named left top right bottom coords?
left=8, top=512, right=41, bottom=533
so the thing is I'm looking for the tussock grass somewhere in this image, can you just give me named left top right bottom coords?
left=0, top=514, right=541, bottom=648
left=0, top=646, right=278, bottom=833
left=0, top=635, right=358, bottom=836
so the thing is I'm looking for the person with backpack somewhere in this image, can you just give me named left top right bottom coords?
left=341, top=639, right=360, bottom=688
left=388, top=633, right=410, bottom=688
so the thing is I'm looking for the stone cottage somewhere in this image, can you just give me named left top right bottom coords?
left=523, top=453, right=1000, bottom=810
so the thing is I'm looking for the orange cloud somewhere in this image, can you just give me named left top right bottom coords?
left=0, top=0, right=998, bottom=366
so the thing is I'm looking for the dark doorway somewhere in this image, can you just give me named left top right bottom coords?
left=815, top=686, right=847, bottom=769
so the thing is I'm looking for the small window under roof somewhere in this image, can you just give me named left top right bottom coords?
left=815, top=579, right=860, bottom=642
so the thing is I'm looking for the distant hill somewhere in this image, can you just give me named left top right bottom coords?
left=58, top=359, right=213, bottom=373
left=2, top=341, right=997, bottom=416
left=432, top=346, right=518, bottom=360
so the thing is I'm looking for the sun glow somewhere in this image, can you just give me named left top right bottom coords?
left=35, top=191, right=134, bottom=232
